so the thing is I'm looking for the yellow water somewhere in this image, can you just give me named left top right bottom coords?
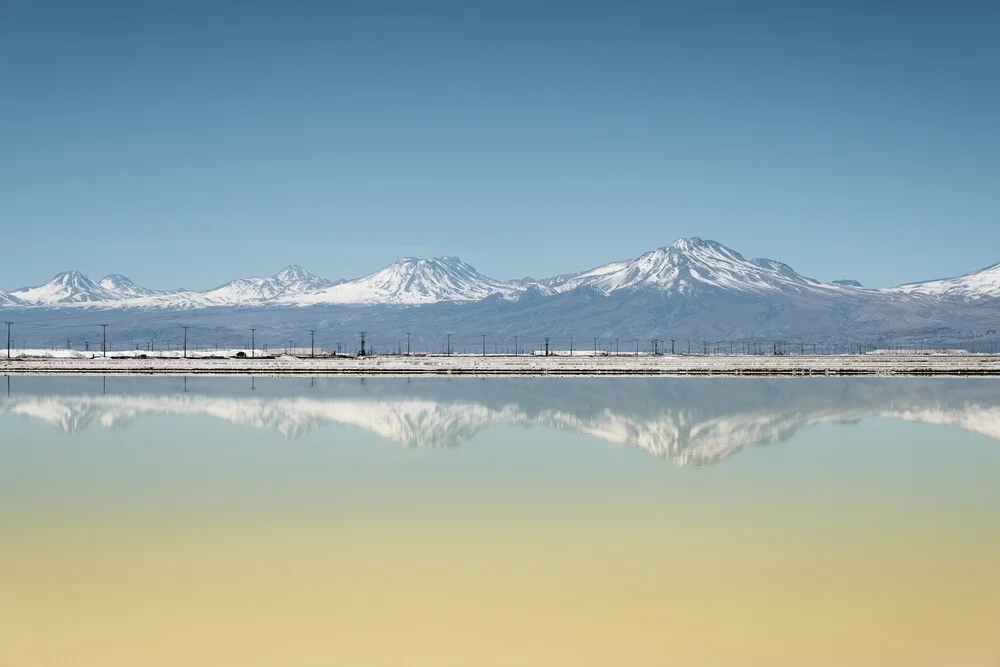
left=1, top=391, right=999, bottom=667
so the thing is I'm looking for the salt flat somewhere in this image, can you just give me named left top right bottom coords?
left=3, top=352, right=1000, bottom=376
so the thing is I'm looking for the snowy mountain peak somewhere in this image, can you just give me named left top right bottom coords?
left=274, top=265, right=312, bottom=282
left=668, top=236, right=736, bottom=255
left=393, top=256, right=466, bottom=270
left=12, top=270, right=118, bottom=305
left=286, top=256, right=516, bottom=306
left=52, top=270, right=93, bottom=286
left=272, top=265, right=333, bottom=291
left=543, top=237, right=822, bottom=297
left=99, top=274, right=160, bottom=297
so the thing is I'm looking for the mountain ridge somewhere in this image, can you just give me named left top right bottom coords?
left=6, top=237, right=998, bottom=310
left=5, top=238, right=1000, bottom=351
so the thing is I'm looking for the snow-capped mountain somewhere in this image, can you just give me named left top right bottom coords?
left=11, top=270, right=120, bottom=304
left=5, top=238, right=999, bottom=311
left=196, top=278, right=282, bottom=305
left=538, top=237, right=835, bottom=297
left=273, top=265, right=336, bottom=293
left=890, top=262, right=1000, bottom=301
left=3, top=265, right=338, bottom=309
left=99, top=274, right=163, bottom=298
left=285, top=256, right=517, bottom=306
left=4, top=238, right=1000, bottom=351
left=195, top=265, right=336, bottom=306
left=0, top=290, right=23, bottom=306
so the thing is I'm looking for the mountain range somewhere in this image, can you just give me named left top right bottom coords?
left=2, top=238, right=999, bottom=350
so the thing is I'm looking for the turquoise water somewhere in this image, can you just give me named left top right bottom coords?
left=2, top=376, right=999, bottom=667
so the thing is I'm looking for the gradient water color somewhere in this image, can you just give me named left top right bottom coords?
left=1, top=377, right=999, bottom=667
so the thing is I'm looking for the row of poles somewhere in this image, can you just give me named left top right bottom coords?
left=5, top=321, right=1000, bottom=359
left=5, top=321, right=108, bottom=359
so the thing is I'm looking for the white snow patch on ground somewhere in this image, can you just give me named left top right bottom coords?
left=3, top=352, right=1000, bottom=376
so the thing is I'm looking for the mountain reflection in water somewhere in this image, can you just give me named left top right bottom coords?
left=4, top=376, right=998, bottom=466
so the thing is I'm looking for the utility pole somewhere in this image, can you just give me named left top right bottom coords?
left=482, top=334, right=486, bottom=357
left=514, top=335, right=519, bottom=356
left=4, top=321, right=11, bottom=359
left=251, top=328, right=256, bottom=358
left=100, top=324, right=108, bottom=357
left=406, top=332, right=411, bottom=355
left=310, top=329, right=316, bottom=358
left=616, top=338, right=619, bottom=355
left=594, top=337, right=597, bottom=355
left=446, top=333, right=451, bottom=356
left=182, top=326, right=189, bottom=358
left=570, top=336, right=573, bottom=356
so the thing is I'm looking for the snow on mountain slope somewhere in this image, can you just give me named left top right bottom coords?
left=287, top=257, right=516, bottom=305
left=539, top=237, right=835, bottom=297
left=11, top=271, right=120, bottom=305
left=273, top=265, right=336, bottom=292
left=0, top=290, right=23, bottom=306
left=890, top=262, right=1000, bottom=301
left=7, top=266, right=339, bottom=309
left=2, top=239, right=997, bottom=311
left=198, top=277, right=285, bottom=305
left=156, top=265, right=336, bottom=307
left=99, top=274, right=164, bottom=298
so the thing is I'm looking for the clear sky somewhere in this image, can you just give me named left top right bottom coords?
left=2, top=0, right=998, bottom=290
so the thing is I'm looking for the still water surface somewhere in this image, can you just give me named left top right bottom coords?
left=1, top=377, right=999, bottom=667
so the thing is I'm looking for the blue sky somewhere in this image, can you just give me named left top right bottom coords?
left=1, top=0, right=998, bottom=290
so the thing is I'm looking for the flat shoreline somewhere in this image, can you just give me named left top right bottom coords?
left=4, top=354, right=1000, bottom=377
